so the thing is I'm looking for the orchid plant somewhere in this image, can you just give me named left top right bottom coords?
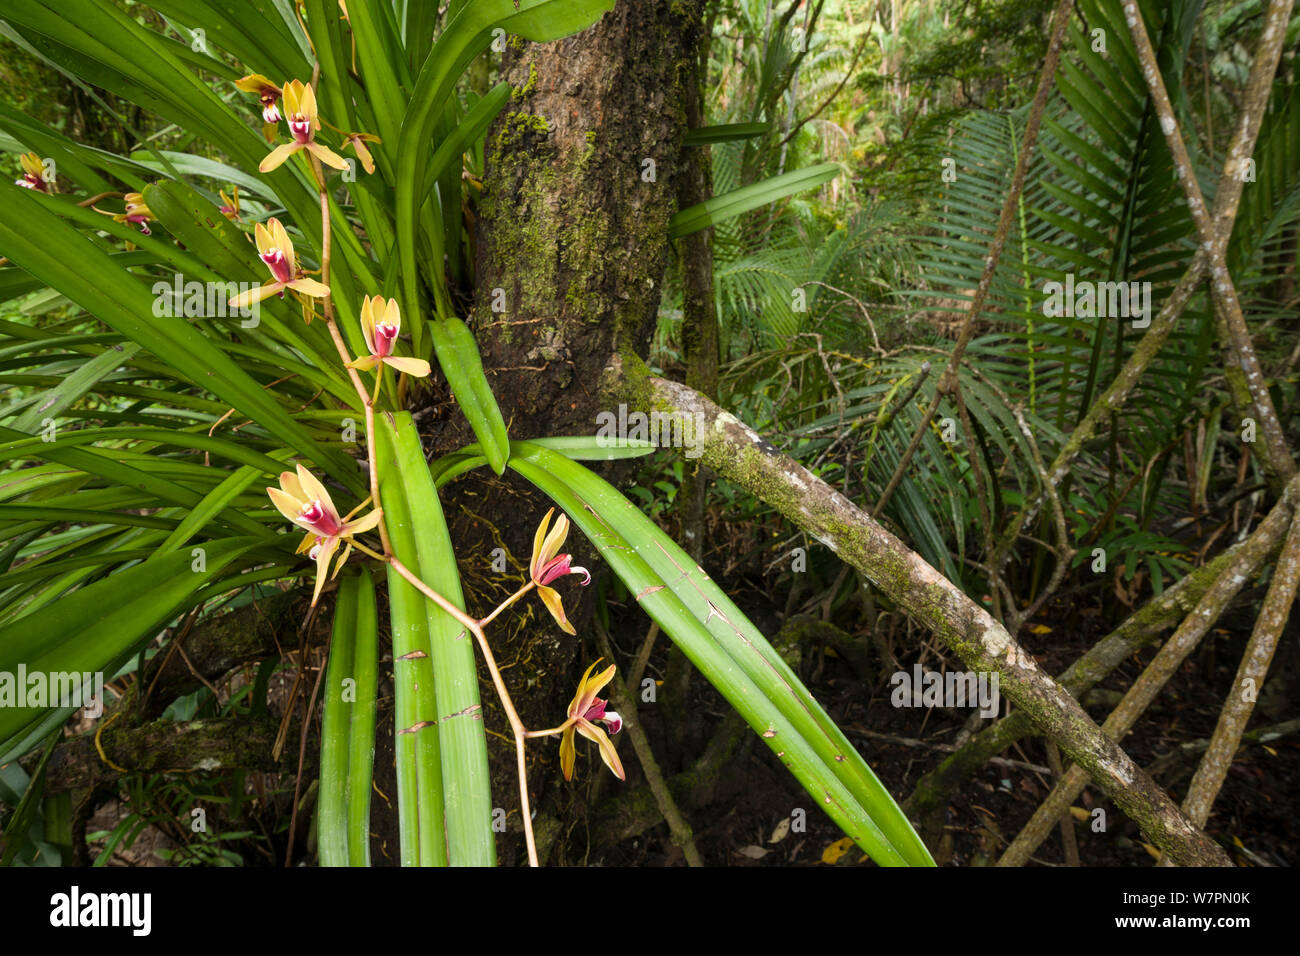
left=0, top=0, right=932, bottom=870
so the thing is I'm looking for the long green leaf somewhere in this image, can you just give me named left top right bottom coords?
left=670, top=163, right=840, bottom=238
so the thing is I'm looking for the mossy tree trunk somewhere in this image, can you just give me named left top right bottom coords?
left=415, top=0, right=707, bottom=863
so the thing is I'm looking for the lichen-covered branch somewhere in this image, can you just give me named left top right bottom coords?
left=606, top=357, right=1230, bottom=864
left=997, top=482, right=1300, bottom=864
left=1181, top=512, right=1300, bottom=826
left=1124, top=0, right=1297, bottom=490
left=904, top=490, right=1294, bottom=829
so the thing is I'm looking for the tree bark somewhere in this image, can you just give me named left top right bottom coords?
left=414, top=0, right=707, bottom=863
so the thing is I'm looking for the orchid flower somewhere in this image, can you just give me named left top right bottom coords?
left=345, top=295, right=431, bottom=377
left=343, top=131, right=380, bottom=175
left=235, top=73, right=283, bottom=142
left=94, top=192, right=154, bottom=235
left=529, top=509, right=590, bottom=635
left=559, top=660, right=624, bottom=781
left=267, top=464, right=382, bottom=606
left=259, top=79, right=348, bottom=173
left=228, top=218, right=330, bottom=309
left=219, top=185, right=240, bottom=220
left=14, top=152, right=51, bottom=192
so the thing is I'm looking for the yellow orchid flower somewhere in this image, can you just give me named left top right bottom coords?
left=559, top=660, right=625, bottom=781
left=219, top=184, right=240, bottom=220
left=14, top=152, right=51, bottom=193
left=529, top=509, right=590, bottom=635
left=228, top=217, right=330, bottom=309
left=342, top=131, right=380, bottom=175
left=94, top=192, right=155, bottom=235
left=259, top=79, right=348, bottom=173
left=234, top=73, right=283, bottom=142
left=267, top=464, right=381, bottom=606
left=345, top=295, right=431, bottom=377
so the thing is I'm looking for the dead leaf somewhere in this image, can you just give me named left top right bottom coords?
left=737, top=845, right=769, bottom=860
left=1068, top=806, right=1089, bottom=822
left=821, top=837, right=854, bottom=865
left=769, top=818, right=791, bottom=844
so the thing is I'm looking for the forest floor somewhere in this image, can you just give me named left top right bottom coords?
left=593, top=561, right=1299, bottom=868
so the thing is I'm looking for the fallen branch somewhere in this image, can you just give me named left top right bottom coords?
left=607, top=357, right=1230, bottom=864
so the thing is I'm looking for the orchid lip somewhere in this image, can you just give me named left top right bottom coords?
left=261, top=248, right=293, bottom=283
left=289, top=117, right=312, bottom=143
left=602, top=710, right=623, bottom=735
left=263, top=103, right=281, bottom=124
left=300, top=500, right=341, bottom=536
left=537, top=554, right=590, bottom=586
left=373, top=323, right=398, bottom=357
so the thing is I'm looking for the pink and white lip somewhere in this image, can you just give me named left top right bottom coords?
left=260, top=248, right=294, bottom=284
left=299, top=500, right=342, bottom=537
left=583, top=699, right=622, bottom=735
left=372, top=322, right=399, bottom=358
left=536, top=553, right=590, bottom=587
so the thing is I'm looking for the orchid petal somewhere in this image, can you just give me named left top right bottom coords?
left=278, top=469, right=305, bottom=501
left=282, top=79, right=303, bottom=117
left=537, top=584, right=575, bottom=636
left=270, top=218, right=295, bottom=261
left=287, top=277, right=331, bottom=298
left=235, top=73, right=275, bottom=93
left=559, top=725, right=577, bottom=781
left=342, top=508, right=382, bottom=537
left=569, top=660, right=603, bottom=717
left=294, top=465, right=335, bottom=516
left=540, top=512, right=570, bottom=567
left=310, top=536, right=340, bottom=606
left=530, top=508, right=555, bottom=579
left=259, top=142, right=301, bottom=173
left=584, top=663, right=617, bottom=702
left=306, top=141, right=349, bottom=170
left=359, top=295, right=378, bottom=355
left=297, top=80, right=319, bottom=123
left=253, top=220, right=273, bottom=256
left=346, top=354, right=380, bottom=372
left=576, top=720, right=625, bottom=780
left=380, top=296, right=401, bottom=333
left=382, top=356, right=431, bottom=377
left=229, top=281, right=283, bottom=308
left=267, top=486, right=303, bottom=523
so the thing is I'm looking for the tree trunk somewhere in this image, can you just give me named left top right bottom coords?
left=416, top=0, right=705, bottom=864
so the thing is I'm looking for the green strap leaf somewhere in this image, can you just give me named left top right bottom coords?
left=428, top=317, right=510, bottom=475
left=318, top=571, right=378, bottom=867
left=377, top=411, right=494, bottom=866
